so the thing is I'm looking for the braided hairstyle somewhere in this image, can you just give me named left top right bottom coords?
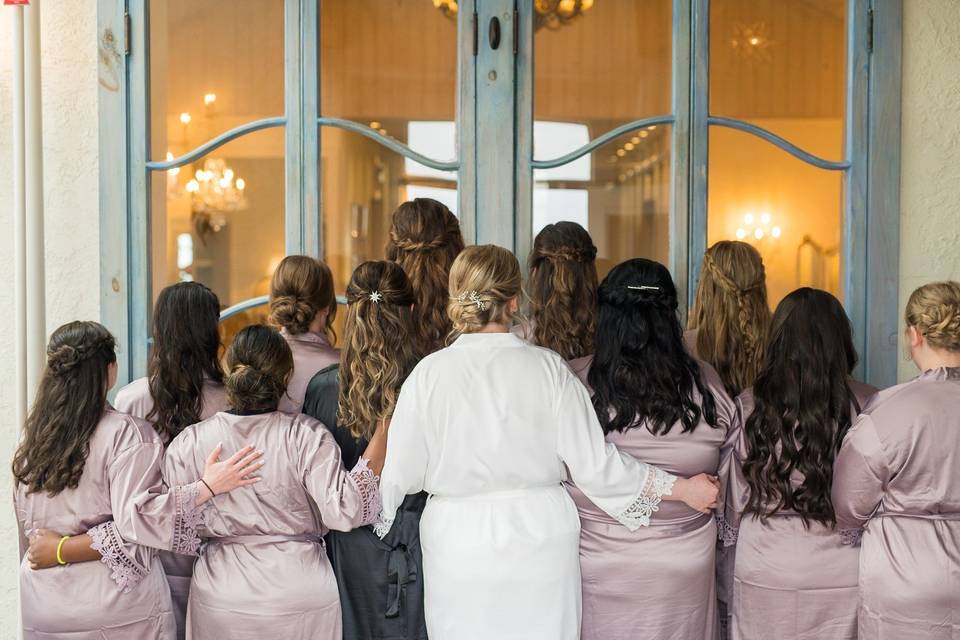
left=13, top=321, right=117, bottom=495
left=905, top=281, right=960, bottom=352
left=386, top=198, right=465, bottom=352
left=338, top=261, right=421, bottom=439
left=689, top=241, right=771, bottom=397
left=527, top=222, right=599, bottom=360
left=224, top=325, right=294, bottom=414
left=269, top=255, right=338, bottom=341
left=589, top=259, right=718, bottom=435
left=447, top=245, right=522, bottom=337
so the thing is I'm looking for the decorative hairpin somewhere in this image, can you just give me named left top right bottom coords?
left=369, top=291, right=383, bottom=304
left=626, top=285, right=661, bottom=292
left=456, top=290, right=488, bottom=311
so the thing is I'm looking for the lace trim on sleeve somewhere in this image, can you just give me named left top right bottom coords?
left=373, top=513, right=395, bottom=540
left=716, top=513, right=738, bottom=547
left=615, top=466, right=676, bottom=529
left=172, top=482, right=208, bottom=556
left=88, top=521, right=148, bottom=594
left=839, top=527, right=863, bottom=546
left=348, top=458, right=382, bottom=527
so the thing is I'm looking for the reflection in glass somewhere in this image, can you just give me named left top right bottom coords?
left=709, top=0, right=847, bottom=158
left=320, top=0, right=458, bottom=293
left=707, top=127, right=843, bottom=306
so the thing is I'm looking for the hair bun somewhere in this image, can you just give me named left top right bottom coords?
left=269, top=295, right=315, bottom=334
left=47, top=344, right=81, bottom=374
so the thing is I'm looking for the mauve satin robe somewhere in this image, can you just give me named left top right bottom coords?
left=114, top=376, right=228, bottom=639
left=568, top=361, right=738, bottom=640
left=832, top=366, right=960, bottom=640
left=722, top=380, right=876, bottom=640
left=279, top=329, right=339, bottom=415
left=162, top=411, right=381, bottom=640
left=15, top=408, right=206, bottom=640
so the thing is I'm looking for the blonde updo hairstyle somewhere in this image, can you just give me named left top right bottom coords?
left=447, top=245, right=522, bottom=337
left=269, top=255, right=337, bottom=341
left=224, top=325, right=294, bottom=414
left=905, top=281, right=960, bottom=352
left=689, top=240, right=771, bottom=398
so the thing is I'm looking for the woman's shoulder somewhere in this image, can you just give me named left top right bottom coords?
left=113, top=376, right=153, bottom=418
left=98, top=407, right=163, bottom=453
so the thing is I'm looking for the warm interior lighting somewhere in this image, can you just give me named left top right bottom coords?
left=630, top=136, right=640, bottom=144
left=744, top=212, right=755, bottom=225
left=179, top=112, right=192, bottom=125
left=735, top=228, right=747, bottom=240
left=624, top=142, right=635, bottom=151
left=771, top=226, right=782, bottom=238
left=754, top=228, right=764, bottom=240
left=166, top=152, right=180, bottom=177
left=235, top=178, right=246, bottom=191
left=369, top=121, right=381, bottom=130
left=616, top=149, right=626, bottom=157
left=760, top=211, right=771, bottom=225
left=186, top=179, right=200, bottom=193
left=748, top=36, right=761, bottom=46
left=640, top=130, right=649, bottom=138
left=204, top=93, right=217, bottom=106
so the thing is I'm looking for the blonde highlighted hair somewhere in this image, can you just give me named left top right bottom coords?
left=447, top=245, right=522, bottom=337
left=905, top=281, right=960, bottom=352
left=337, top=261, right=421, bottom=439
left=269, top=255, right=337, bottom=341
left=527, top=222, right=598, bottom=360
left=386, top=198, right=465, bottom=353
left=689, top=240, right=770, bottom=397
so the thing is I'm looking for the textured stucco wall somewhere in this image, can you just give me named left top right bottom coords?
left=897, top=0, right=960, bottom=381
left=0, top=2, right=100, bottom=637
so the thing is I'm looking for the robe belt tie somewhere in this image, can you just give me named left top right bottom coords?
left=212, top=534, right=323, bottom=545
left=874, top=512, right=960, bottom=521
left=385, top=543, right=418, bottom=618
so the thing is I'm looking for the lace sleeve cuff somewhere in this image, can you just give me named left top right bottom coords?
left=88, top=521, right=148, bottom=594
left=615, top=466, right=676, bottom=530
left=348, top=458, right=382, bottom=527
left=172, top=482, right=208, bottom=556
left=839, top=527, right=863, bottom=546
left=717, top=513, right=738, bottom=547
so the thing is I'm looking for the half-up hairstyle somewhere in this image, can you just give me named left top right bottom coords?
left=147, top=282, right=224, bottom=443
left=905, top=281, right=960, bottom=352
left=386, top=198, right=465, bottom=352
left=689, top=240, right=771, bottom=397
left=337, top=261, right=421, bottom=439
left=527, top=222, right=598, bottom=360
left=224, top=325, right=294, bottom=414
left=447, top=245, right=522, bottom=337
left=589, top=259, right=718, bottom=436
left=13, top=321, right=116, bottom=495
left=269, top=255, right=338, bottom=341
left=743, top=288, right=859, bottom=527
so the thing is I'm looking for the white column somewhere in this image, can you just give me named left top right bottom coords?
left=13, top=6, right=27, bottom=427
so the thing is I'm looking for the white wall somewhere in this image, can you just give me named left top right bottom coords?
left=897, top=0, right=960, bottom=381
left=0, top=1, right=100, bottom=636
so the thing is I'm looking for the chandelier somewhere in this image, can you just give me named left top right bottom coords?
left=432, top=0, right=594, bottom=31
left=184, top=158, right=248, bottom=238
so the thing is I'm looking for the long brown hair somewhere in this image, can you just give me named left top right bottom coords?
left=147, top=282, right=224, bottom=443
left=338, top=261, right=421, bottom=439
left=527, top=222, right=598, bottom=360
left=269, top=255, right=338, bottom=342
left=224, top=325, right=294, bottom=414
left=689, top=240, right=770, bottom=397
left=13, top=321, right=116, bottom=495
left=447, top=245, right=522, bottom=336
left=386, top=198, right=465, bottom=352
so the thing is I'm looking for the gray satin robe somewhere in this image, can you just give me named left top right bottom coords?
left=114, top=376, right=228, bottom=640
left=279, top=329, right=339, bottom=415
left=15, top=408, right=206, bottom=639
left=723, top=381, right=876, bottom=640
left=832, top=366, right=960, bottom=639
left=162, top=411, right=381, bottom=640
left=568, top=361, right=738, bottom=640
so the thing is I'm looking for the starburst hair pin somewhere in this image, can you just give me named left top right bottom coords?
left=368, top=291, right=383, bottom=304
left=454, top=290, right=488, bottom=311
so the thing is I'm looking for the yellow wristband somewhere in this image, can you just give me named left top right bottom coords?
left=56, top=535, right=70, bottom=566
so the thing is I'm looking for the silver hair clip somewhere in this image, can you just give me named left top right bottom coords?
left=369, top=291, right=383, bottom=304
left=626, top=285, right=661, bottom=292
left=457, top=290, right=488, bottom=311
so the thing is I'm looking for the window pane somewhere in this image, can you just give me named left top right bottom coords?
left=534, top=0, right=672, bottom=159
left=534, top=125, right=672, bottom=279
left=707, top=127, right=843, bottom=306
left=150, top=128, right=286, bottom=311
left=320, top=0, right=459, bottom=294
left=709, top=0, right=847, bottom=159
left=148, top=0, right=285, bottom=161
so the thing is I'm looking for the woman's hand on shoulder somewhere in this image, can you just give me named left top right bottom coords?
left=199, top=444, right=264, bottom=502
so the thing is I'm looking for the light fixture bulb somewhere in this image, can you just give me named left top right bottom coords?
left=186, top=179, right=199, bottom=193
left=640, top=131, right=649, bottom=138
left=369, top=121, right=381, bottom=130
left=180, top=112, right=192, bottom=125
left=771, top=226, right=782, bottom=238
left=624, top=142, right=635, bottom=151
left=630, top=136, right=640, bottom=144
left=760, top=211, right=771, bottom=225
left=735, top=228, right=746, bottom=240
left=616, top=149, right=626, bottom=157
left=744, top=213, right=754, bottom=225
left=204, top=93, right=217, bottom=106
left=235, top=178, right=245, bottom=191
left=223, top=168, right=234, bottom=180
left=754, top=228, right=764, bottom=240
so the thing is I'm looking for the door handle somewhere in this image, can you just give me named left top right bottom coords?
left=489, top=16, right=501, bottom=50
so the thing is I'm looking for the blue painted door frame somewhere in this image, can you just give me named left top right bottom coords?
left=102, top=0, right=901, bottom=387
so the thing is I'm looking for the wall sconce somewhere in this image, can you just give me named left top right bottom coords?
left=735, top=211, right=781, bottom=243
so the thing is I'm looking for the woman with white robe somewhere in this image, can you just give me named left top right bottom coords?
left=376, top=244, right=722, bottom=640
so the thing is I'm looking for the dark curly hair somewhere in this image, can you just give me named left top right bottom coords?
left=386, top=198, right=465, bottom=353
left=13, top=321, right=116, bottom=495
left=147, top=282, right=224, bottom=443
left=224, top=325, right=294, bottom=414
left=527, top=222, right=598, bottom=360
left=743, top=287, right=860, bottom=527
left=588, top=259, right=718, bottom=435
left=269, top=255, right=338, bottom=341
